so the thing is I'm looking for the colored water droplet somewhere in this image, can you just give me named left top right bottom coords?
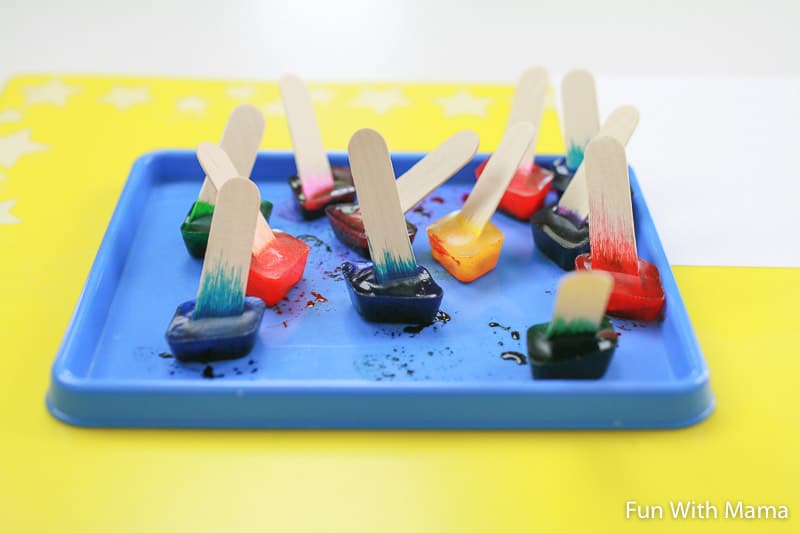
left=311, top=291, right=328, bottom=303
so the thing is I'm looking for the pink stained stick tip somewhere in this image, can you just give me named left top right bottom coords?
left=300, top=173, right=335, bottom=200
left=588, top=209, right=639, bottom=274
left=518, top=160, right=535, bottom=173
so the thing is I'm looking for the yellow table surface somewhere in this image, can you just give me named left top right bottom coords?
left=0, top=75, right=797, bottom=532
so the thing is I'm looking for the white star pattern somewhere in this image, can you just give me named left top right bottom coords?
left=435, top=90, right=493, bottom=118
left=350, top=88, right=410, bottom=114
left=0, top=110, right=22, bottom=123
left=0, top=130, right=48, bottom=167
left=226, top=86, right=256, bottom=100
left=101, top=87, right=150, bottom=110
left=176, top=96, right=207, bottom=113
left=309, top=87, right=334, bottom=103
left=23, top=79, right=80, bottom=106
left=0, top=199, right=20, bottom=224
left=262, top=101, right=284, bottom=116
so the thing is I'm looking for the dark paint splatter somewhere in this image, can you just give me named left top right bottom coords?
left=412, top=205, right=431, bottom=218
left=402, top=310, right=452, bottom=334
left=158, top=352, right=174, bottom=359
left=306, top=300, right=315, bottom=308
left=202, top=365, right=224, bottom=379
left=282, top=320, right=288, bottom=328
left=461, top=193, right=469, bottom=202
left=296, top=234, right=332, bottom=252
left=488, top=321, right=510, bottom=331
left=511, top=330, right=520, bottom=340
left=323, top=266, right=344, bottom=281
left=403, top=324, right=425, bottom=334
left=501, top=351, right=527, bottom=365
left=430, top=196, right=445, bottom=204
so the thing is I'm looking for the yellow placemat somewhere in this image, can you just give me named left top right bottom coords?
left=1, top=75, right=798, bottom=532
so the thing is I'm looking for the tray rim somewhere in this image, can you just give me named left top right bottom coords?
left=47, top=149, right=713, bottom=429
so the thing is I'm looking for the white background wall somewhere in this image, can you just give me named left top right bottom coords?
left=2, top=0, right=798, bottom=81
left=1, top=0, right=799, bottom=266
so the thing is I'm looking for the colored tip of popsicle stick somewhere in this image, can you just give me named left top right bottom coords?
left=566, top=142, right=587, bottom=171
left=396, top=130, right=479, bottom=213
left=508, top=67, right=549, bottom=164
left=197, top=142, right=275, bottom=253
left=558, top=105, right=640, bottom=220
left=373, top=252, right=419, bottom=283
left=585, top=136, right=639, bottom=274
left=194, top=262, right=248, bottom=319
left=561, top=69, right=600, bottom=170
left=348, top=128, right=417, bottom=284
left=194, top=178, right=261, bottom=319
left=518, top=160, right=535, bottom=173
left=460, top=122, right=536, bottom=235
left=546, top=271, right=613, bottom=338
left=279, top=74, right=334, bottom=198
left=298, top=173, right=335, bottom=200
left=197, top=104, right=265, bottom=204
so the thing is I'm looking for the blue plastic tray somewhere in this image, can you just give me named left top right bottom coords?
left=47, top=151, right=713, bottom=428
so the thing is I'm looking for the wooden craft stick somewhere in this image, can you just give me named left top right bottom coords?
left=561, top=69, right=600, bottom=169
left=594, top=105, right=639, bottom=146
left=460, top=122, right=536, bottom=234
left=396, top=130, right=479, bottom=212
left=279, top=74, right=334, bottom=199
left=585, top=136, right=639, bottom=274
left=507, top=67, right=548, bottom=165
left=193, top=178, right=261, bottom=319
left=547, top=271, right=614, bottom=337
left=348, top=129, right=418, bottom=284
left=197, top=104, right=265, bottom=203
left=197, top=142, right=275, bottom=252
left=558, top=106, right=640, bottom=219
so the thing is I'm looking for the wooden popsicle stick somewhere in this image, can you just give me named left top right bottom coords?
left=595, top=105, right=639, bottom=146
left=507, top=67, right=548, bottom=165
left=585, top=136, right=639, bottom=274
left=197, top=142, right=275, bottom=252
left=558, top=105, right=640, bottom=219
left=396, top=130, right=479, bottom=213
left=279, top=74, right=334, bottom=199
left=547, top=271, right=613, bottom=338
left=194, top=178, right=261, bottom=319
left=561, top=69, right=600, bottom=169
left=197, top=104, right=265, bottom=203
left=459, top=122, right=536, bottom=234
left=348, top=129, right=418, bottom=284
